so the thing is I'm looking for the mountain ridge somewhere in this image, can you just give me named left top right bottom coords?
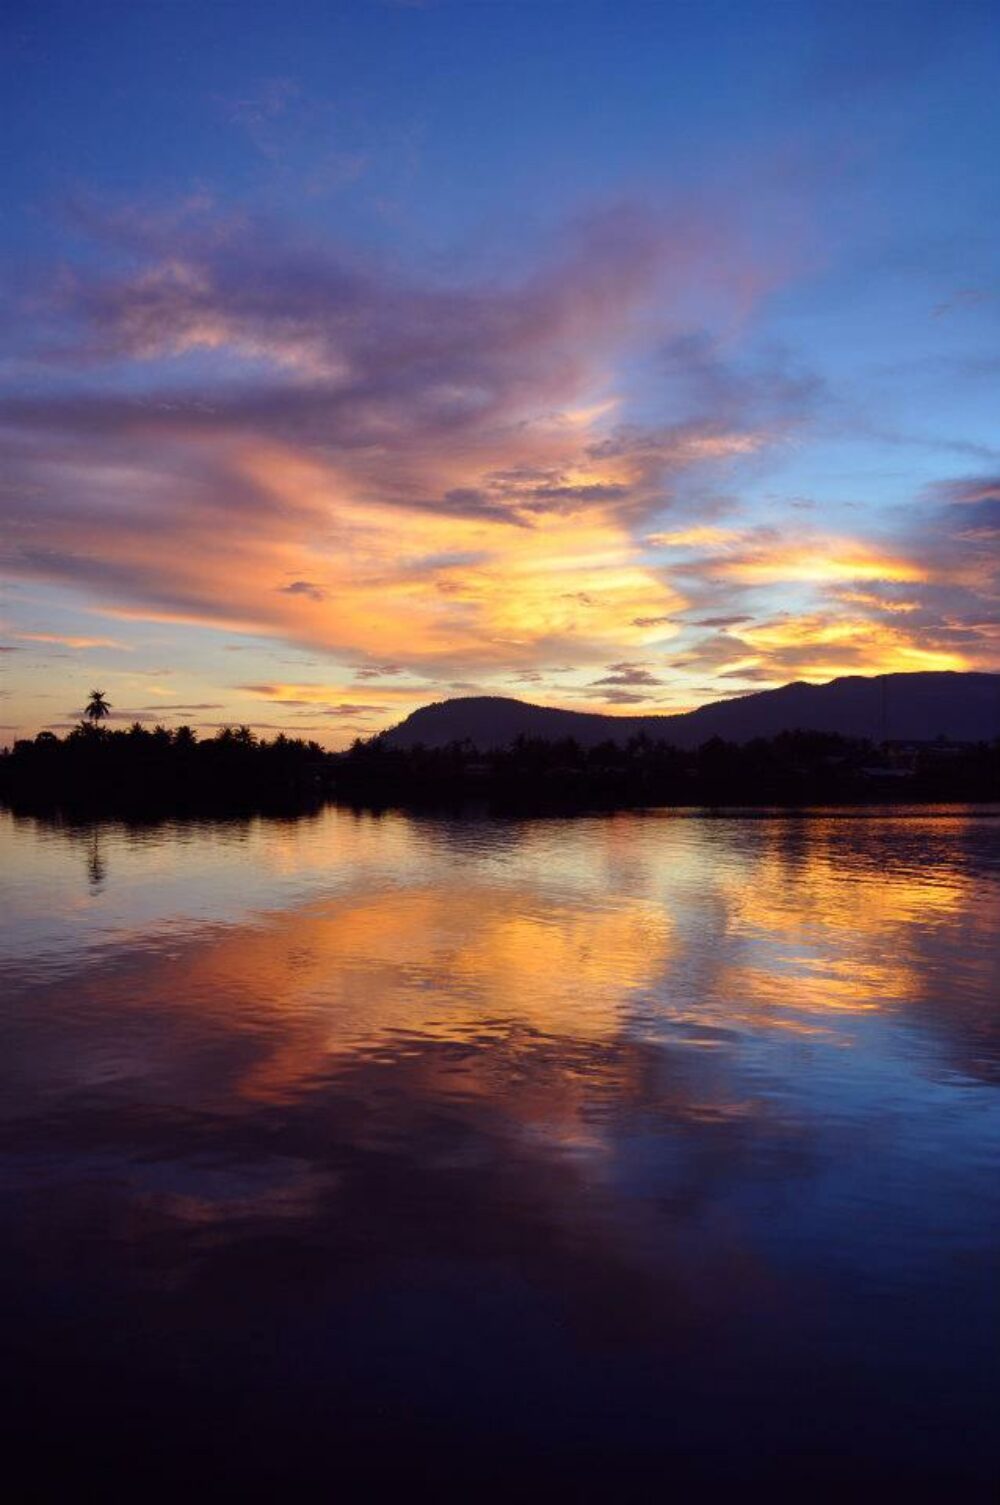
left=382, top=672, right=1000, bottom=751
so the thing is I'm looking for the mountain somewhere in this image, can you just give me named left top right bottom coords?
left=383, top=672, right=1000, bottom=751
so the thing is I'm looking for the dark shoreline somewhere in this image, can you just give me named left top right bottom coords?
left=3, top=721, right=997, bottom=821
left=4, top=796, right=999, bottom=828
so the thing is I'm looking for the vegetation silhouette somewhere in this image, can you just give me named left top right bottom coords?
left=2, top=718, right=996, bottom=815
left=335, top=727, right=999, bottom=812
left=1, top=721, right=327, bottom=814
left=84, top=688, right=112, bottom=725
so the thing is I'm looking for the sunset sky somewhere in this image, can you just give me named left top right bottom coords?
left=2, top=0, right=998, bottom=747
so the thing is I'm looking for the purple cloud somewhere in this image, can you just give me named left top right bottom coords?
left=278, top=580, right=328, bottom=602
left=592, top=662, right=663, bottom=688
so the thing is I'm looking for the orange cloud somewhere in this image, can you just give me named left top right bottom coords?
left=70, top=439, right=687, bottom=669
left=717, top=543, right=924, bottom=586
left=834, top=590, right=921, bottom=614
left=4, top=202, right=997, bottom=728
left=646, top=526, right=742, bottom=549
left=738, top=614, right=968, bottom=677
left=13, top=631, right=127, bottom=649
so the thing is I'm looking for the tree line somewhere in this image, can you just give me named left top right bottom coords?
left=335, top=727, right=999, bottom=810
left=1, top=690, right=327, bottom=810
left=2, top=690, right=996, bottom=813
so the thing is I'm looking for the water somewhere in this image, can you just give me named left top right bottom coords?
left=2, top=805, right=998, bottom=1498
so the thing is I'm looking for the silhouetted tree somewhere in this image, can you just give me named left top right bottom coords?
left=85, top=689, right=112, bottom=724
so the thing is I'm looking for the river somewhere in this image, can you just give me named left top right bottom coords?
left=2, top=805, right=998, bottom=1496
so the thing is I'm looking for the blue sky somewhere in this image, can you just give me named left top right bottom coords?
left=1, top=0, right=998, bottom=743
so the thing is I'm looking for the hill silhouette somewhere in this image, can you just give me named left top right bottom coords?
left=383, top=672, right=1000, bottom=750
left=4, top=672, right=997, bottom=815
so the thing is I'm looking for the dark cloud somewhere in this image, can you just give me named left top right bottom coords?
left=716, top=667, right=778, bottom=682
left=355, top=664, right=406, bottom=679
left=599, top=688, right=653, bottom=705
left=278, top=580, right=328, bottom=602
left=511, top=482, right=631, bottom=514
left=926, top=474, right=1000, bottom=508
left=62, top=708, right=152, bottom=722
left=233, top=683, right=388, bottom=716
left=671, top=632, right=751, bottom=673
left=319, top=704, right=388, bottom=717
left=592, top=662, right=663, bottom=688
left=426, top=489, right=525, bottom=525
left=197, top=721, right=328, bottom=732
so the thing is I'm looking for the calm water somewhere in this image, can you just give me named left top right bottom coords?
left=2, top=805, right=999, bottom=1498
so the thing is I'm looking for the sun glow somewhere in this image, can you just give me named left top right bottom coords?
left=722, top=549, right=925, bottom=586
left=738, top=614, right=968, bottom=676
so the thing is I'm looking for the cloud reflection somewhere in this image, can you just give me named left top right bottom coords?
left=2, top=809, right=999, bottom=1492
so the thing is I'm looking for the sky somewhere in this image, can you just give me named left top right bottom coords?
left=1, top=0, right=998, bottom=748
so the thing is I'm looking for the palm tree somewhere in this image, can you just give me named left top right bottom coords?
left=85, top=689, right=112, bottom=724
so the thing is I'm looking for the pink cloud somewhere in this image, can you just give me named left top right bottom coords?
left=5, top=199, right=994, bottom=706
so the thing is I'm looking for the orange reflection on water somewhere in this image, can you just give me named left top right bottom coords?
left=66, top=880, right=670, bottom=1108
left=13, top=808, right=998, bottom=1124
left=702, top=815, right=993, bottom=1032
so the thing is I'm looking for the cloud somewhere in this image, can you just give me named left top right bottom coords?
left=710, top=541, right=925, bottom=587
left=319, top=704, right=389, bottom=717
left=237, top=682, right=402, bottom=717
left=726, top=614, right=969, bottom=680
left=654, top=330, right=824, bottom=430
left=925, top=474, right=1000, bottom=508
left=238, top=683, right=314, bottom=704
left=598, top=688, right=653, bottom=705
left=13, top=631, right=126, bottom=649
left=61, top=707, right=151, bottom=723
left=646, top=526, right=742, bottom=549
left=3, top=197, right=996, bottom=715
left=591, top=662, right=663, bottom=688
left=355, top=663, right=406, bottom=679
left=197, top=721, right=330, bottom=733
left=218, top=77, right=375, bottom=199
left=6, top=205, right=765, bottom=672
left=834, top=590, right=920, bottom=615
left=278, top=580, right=328, bottom=602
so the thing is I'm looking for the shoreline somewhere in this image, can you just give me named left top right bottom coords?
left=4, top=795, right=999, bottom=825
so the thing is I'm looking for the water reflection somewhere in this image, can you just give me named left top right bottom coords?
left=1, top=806, right=998, bottom=1495
left=85, top=825, right=108, bottom=891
